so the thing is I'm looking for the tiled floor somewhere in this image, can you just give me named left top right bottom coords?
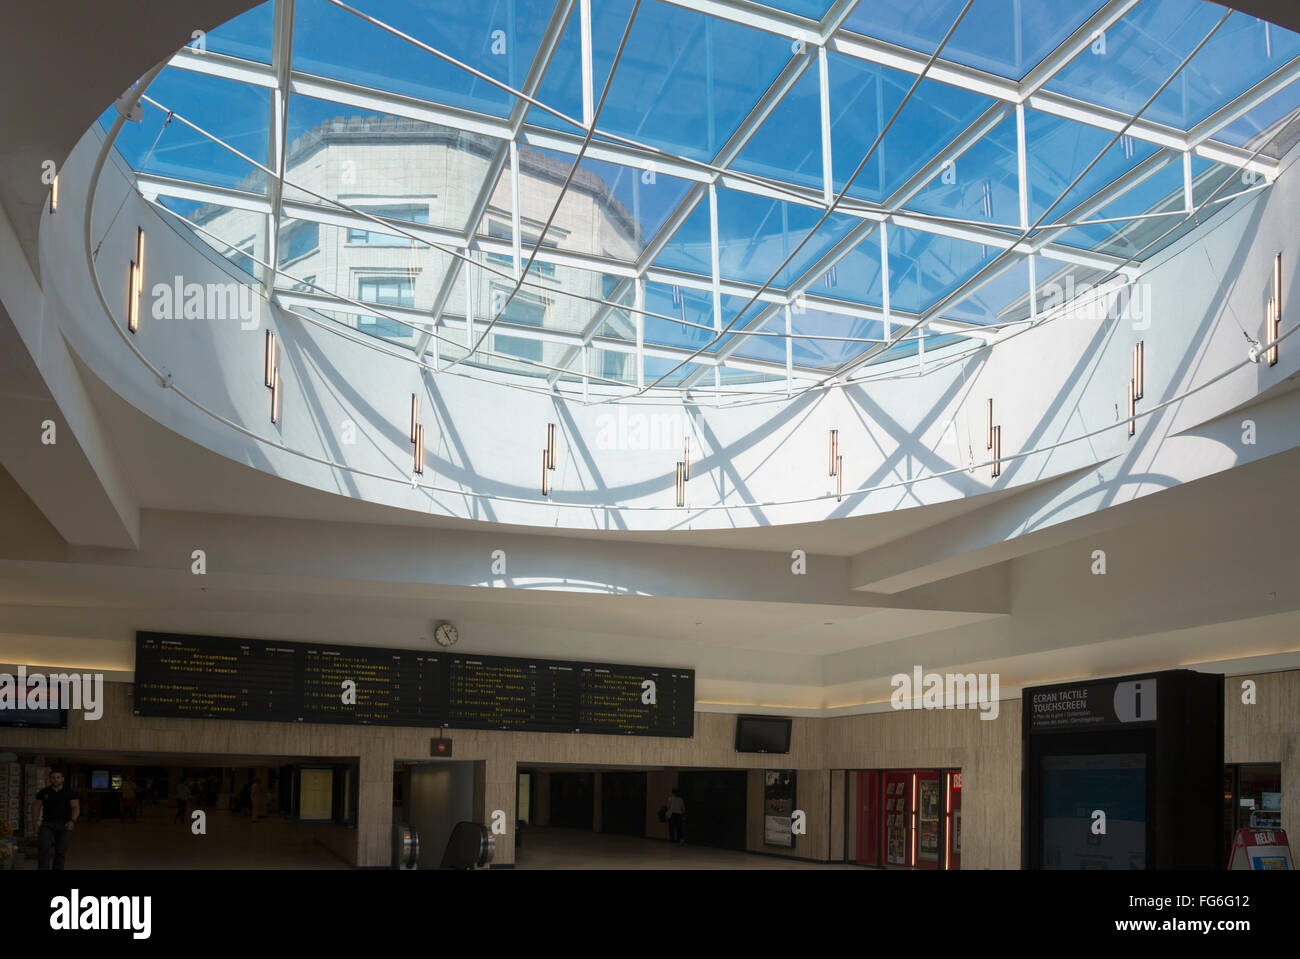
left=10, top=803, right=349, bottom=870
left=513, top=827, right=861, bottom=869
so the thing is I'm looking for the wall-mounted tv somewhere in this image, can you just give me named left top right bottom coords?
left=0, top=679, right=69, bottom=729
left=735, top=715, right=792, bottom=754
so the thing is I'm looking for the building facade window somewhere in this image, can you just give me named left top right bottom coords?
left=347, top=204, right=430, bottom=245
left=357, top=275, right=415, bottom=340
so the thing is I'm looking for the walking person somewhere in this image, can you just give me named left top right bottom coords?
left=250, top=777, right=267, bottom=824
left=667, top=787, right=686, bottom=845
left=120, top=778, right=139, bottom=823
left=33, top=770, right=79, bottom=870
left=173, top=778, right=190, bottom=824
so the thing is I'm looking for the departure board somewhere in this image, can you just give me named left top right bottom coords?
left=134, top=632, right=694, bottom=737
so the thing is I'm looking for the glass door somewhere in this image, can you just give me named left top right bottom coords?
left=945, top=770, right=962, bottom=870
left=915, top=770, right=941, bottom=870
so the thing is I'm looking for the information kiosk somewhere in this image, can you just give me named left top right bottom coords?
left=1022, top=669, right=1223, bottom=870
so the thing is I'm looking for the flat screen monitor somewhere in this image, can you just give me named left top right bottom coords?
left=91, top=770, right=110, bottom=790
left=0, top=680, right=68, bottom=728
left=735, top=715, right=792, bottom=754
left=1041, top=753, right=1147, bottom=869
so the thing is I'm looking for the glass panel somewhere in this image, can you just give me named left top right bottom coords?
left=1026, top=112, right=1159, bottom=225
left=283, top=93, right=498, bottom=233
left=741, top=310, right=886, bottom=370
left=120, top=69, right=271, bottom=191
left=642, top=282, right=717, bottom=351
left=886, top=227, right=1002, bottom=315
left=731, top=68, right=823, bottom=191
left=590, top=347, right=637, bottom=385
left=940, top=257, right=1030, bottom=326
left=756, top=0, right=833, bottom=17
left=1209, top=80, right=1300, bottom=157
left=655, top=189, right=858, bottom=289
left=904, top=114, right=1020, bottom=227
left=828, top=55, right=993, bottom=204
left=844, top=0, right=1107, bottom=80
left=530, top=0, right=794, bottom=161
left=202, top=1, right=275, bottom=63
left=1054, top=154, right=1185, bottom=258
left=276, top=213, right=454, bottom=321
left=461, top=255, right=624, bottom=337
left=291, top=0, right=553, bottom=117
left=810, top=230, right=885, bottom=308
left=486, top=146, right=692, bottom=261
left=643, top=355, right=709, bottom=387
left=1150, top=13, right=1300, bottom=130
left=1045, top=0, right=1226, bottom=124
left=157, top=195, right=267, bottom=283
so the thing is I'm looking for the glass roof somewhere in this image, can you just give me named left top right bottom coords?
left=101, top=0, right=1300, bottom=402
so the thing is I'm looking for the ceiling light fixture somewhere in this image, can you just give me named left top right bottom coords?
left=414, top=425, right=424, bottom=475
left=991, top=425, right=1001, bottom=478
left=1133, top=341, right=1144, bottom=400
left=986, top=399, right=994, bottom=450
left=546, top=423, right=557, bottom=471
left=683, top=436, right=690, bottom=481
left=1127, top=379, right=1136, bottom=438
left=542, top=449, right=550, bottom=497
left=410, top=393, right=420, bottom=445
left=676, top=461, right=686, bottom=508
left=49, top=175, right=58, bottom=215
left=829, top=429, right=838, bottom=476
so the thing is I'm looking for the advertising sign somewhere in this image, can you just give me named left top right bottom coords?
left=1027, top=677, right=1157, bottom=732
left=763, top=770, right=796, bottom=848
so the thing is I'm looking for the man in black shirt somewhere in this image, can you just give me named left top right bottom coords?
left=33, top=770, right=79, bottom=870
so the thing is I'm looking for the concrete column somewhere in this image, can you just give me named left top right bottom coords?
left=357, top=746, right=394, bottom=868
left=484, top=757, right=515, bottom=866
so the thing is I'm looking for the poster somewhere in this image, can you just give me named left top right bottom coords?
left=918, top=779, right=940, bottom=861
left=885, top=780, right=907, bottom=865
left=763, top=770, right=796, bottom=848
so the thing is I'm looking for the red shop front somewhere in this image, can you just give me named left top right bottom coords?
left=855, top=769, right=961, bottom=869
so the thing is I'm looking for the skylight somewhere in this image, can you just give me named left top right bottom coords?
left=100, top=0, right=1300, bottom=403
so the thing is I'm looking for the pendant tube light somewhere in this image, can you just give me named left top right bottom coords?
left=829, top=429, right=838, bottom=476
left=136, top=227, right=145, bottom=289
left=265, top=331, right=277, bottom=388
left=409, top=393, right=420, bottom=445
left=414, top=425, right=425, bottom=475
left=1134, top=341, right=1144, bottom=400
left=1128, top=380, right=1136, bottom=437
left=127, top=259, right=139, bottom=333
left=836, top=455, right=843, bottom=502
left=991, top=425, right=1001, bottom=477
left=676, top=462, right=685, bottom=507
left=1269, top=253, right=1282, bottom=367
left=986, top=399, right=993, bottom=450
left=683, top=437, right=690, bottom=481
left=270, top=366, right=281, bottom=424
left=50, top=175, right=58, bottom=214
left=542, top=450, right=550, bottom=497
left=547, top=423, right=557, bottom=471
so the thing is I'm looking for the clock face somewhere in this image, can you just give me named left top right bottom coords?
left=435, top=623, right=457, bottom=647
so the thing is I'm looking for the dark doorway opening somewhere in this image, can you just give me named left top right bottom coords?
left=549, top=771, right=594, bottom=829
left=600, top=771, right=647, bottom=836
left=677, top=770, right=747, bottom=850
